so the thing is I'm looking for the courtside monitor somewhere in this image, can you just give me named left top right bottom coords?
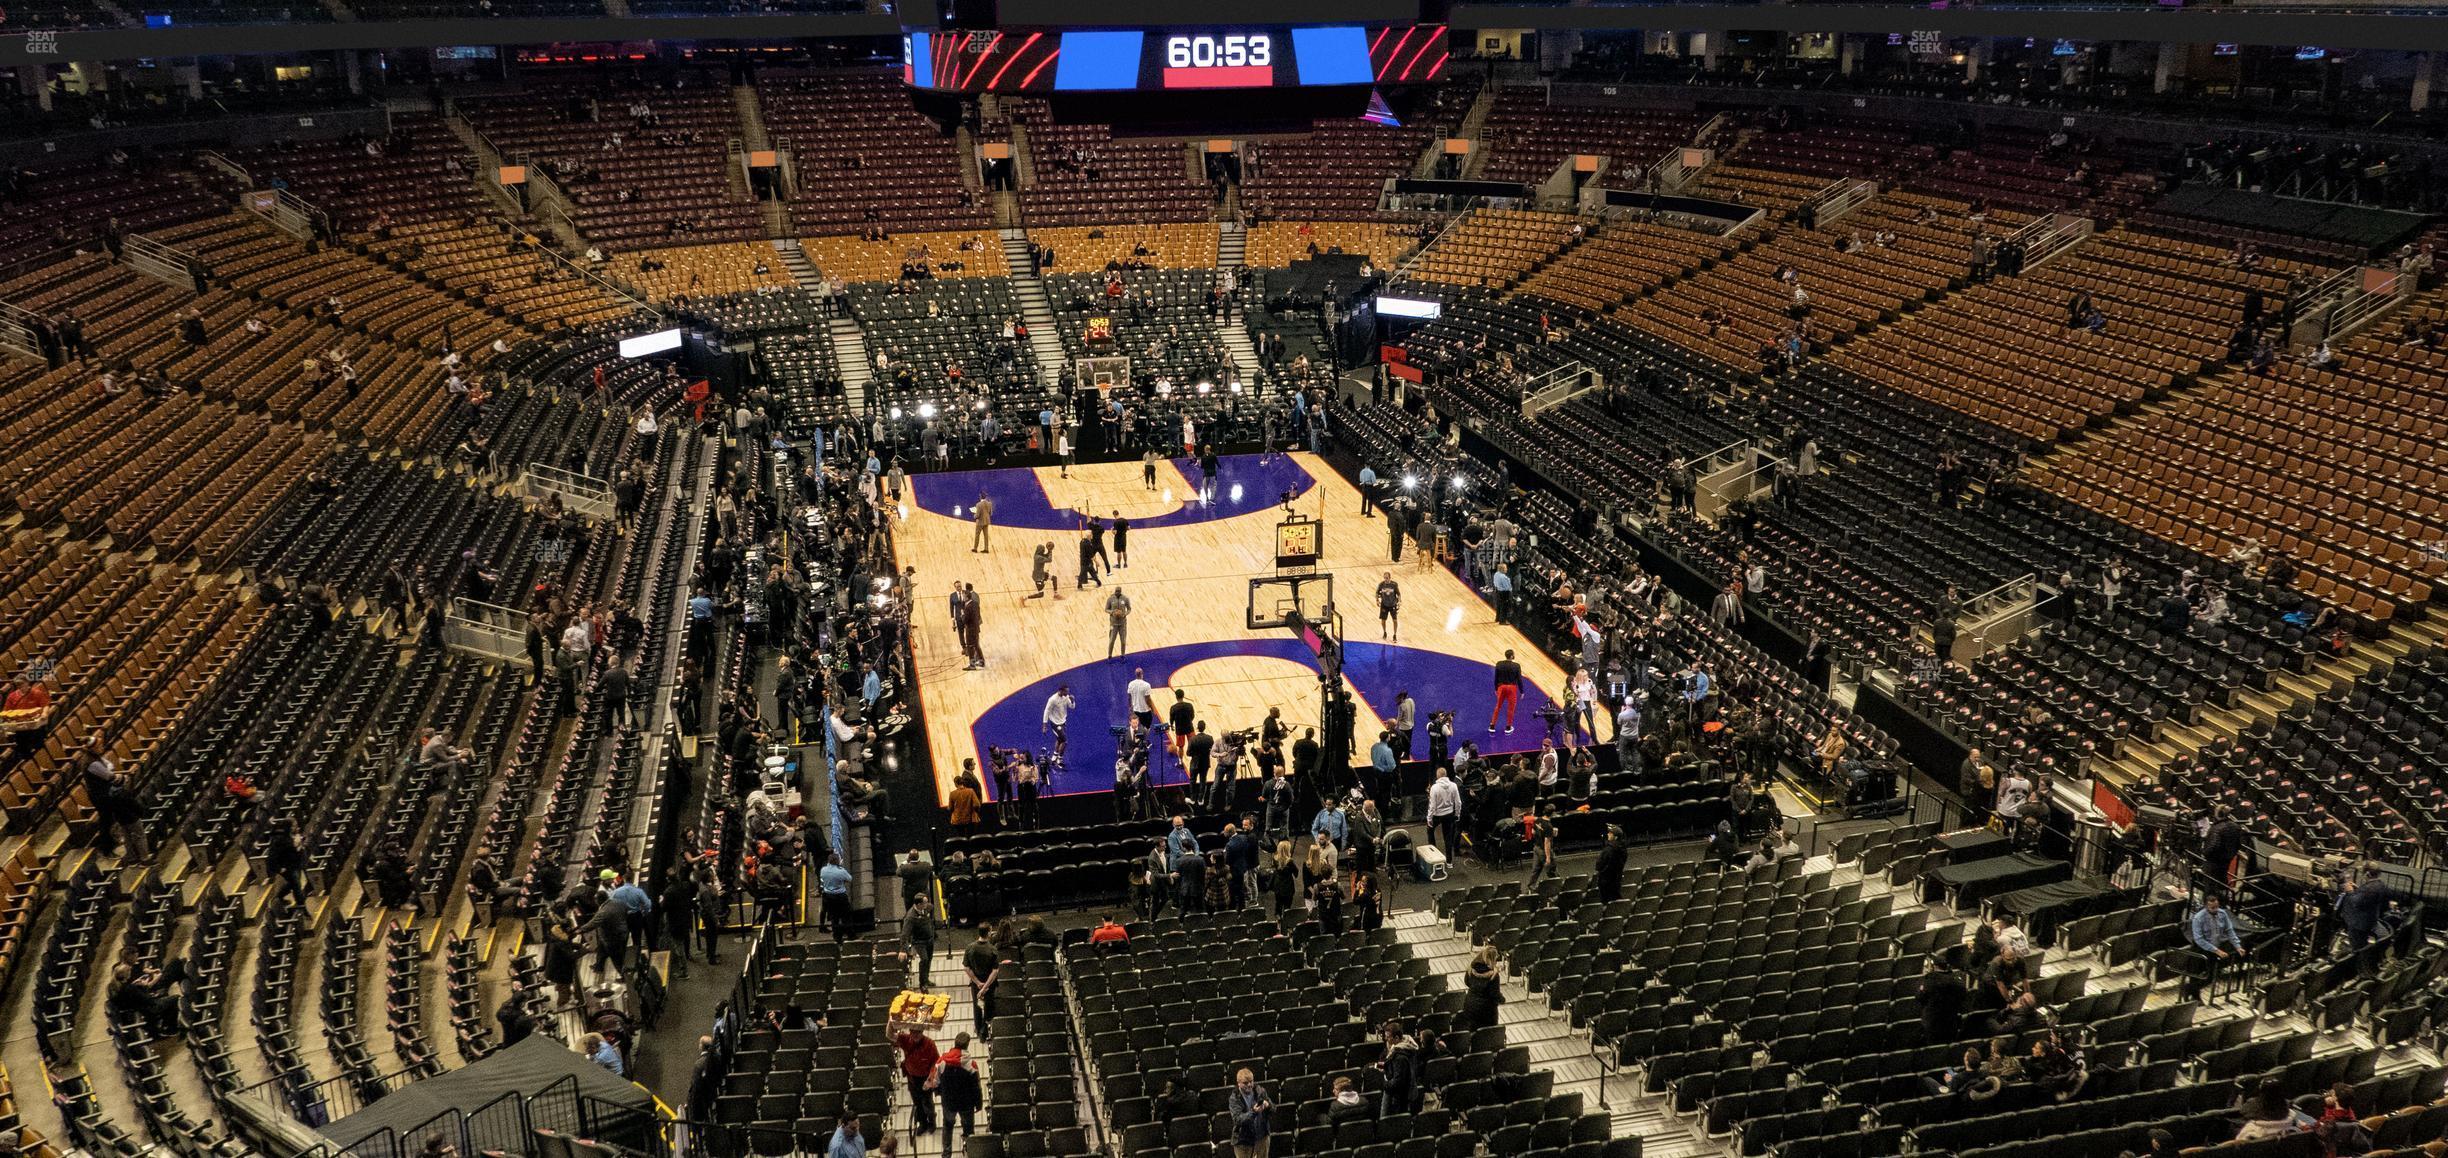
left=618, top=328, right=684, bottom=359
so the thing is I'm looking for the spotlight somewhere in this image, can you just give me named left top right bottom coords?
left=918, top=403, right=938, bottom=420
left=1451, top=476, right=1467, bottom=491
left=1401, top=475, right=1418, bottom=491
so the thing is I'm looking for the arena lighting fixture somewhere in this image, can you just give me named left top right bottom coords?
left=918, top=403, right=938, bottom=419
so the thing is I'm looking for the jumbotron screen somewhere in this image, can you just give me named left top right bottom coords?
left=905, top=24, right=1448, bottom=93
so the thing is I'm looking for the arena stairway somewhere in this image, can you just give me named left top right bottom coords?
left=999, top=229, right=1071, bottom=387
left=731, top=84, right=770, bottom=152
left=775, top=239, right=821, bottom=290
left=827, top=317, right=874, bottom=411
left=1391, top=905, right=1718, bottom=1158
left=1211, top=220, right=1263, bottom=383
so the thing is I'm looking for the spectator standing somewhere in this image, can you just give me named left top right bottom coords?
left=963, top=934, right=1001, bottom=1037
left=933, top=1034, right=983, bottom=1155
left=1228, top=1069, right=1274, bottom=1158
left=819, top=853, right=853, bottom=941
left=1462, top=948, right=1504, bottom=1029
left=1592, top=825, right=1627, bottom=901
left=904, top=899, right=937, bottom=985
left=893, top=1027, right=939, bottom=1133
left=898, top=851, right=935, bottom=908
left=1425, top=769, right=1462, bottom=859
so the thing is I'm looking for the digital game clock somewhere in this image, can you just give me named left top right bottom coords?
left=905, top=23, right=1446, bottom=93
left=1160, top=32, right=1277, bottom=87
left=1274, top=516, right=1323, bottom=569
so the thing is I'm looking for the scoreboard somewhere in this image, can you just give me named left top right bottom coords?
left=905, top=23, right=1449, bottom=93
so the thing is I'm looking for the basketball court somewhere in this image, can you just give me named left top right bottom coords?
left=890, top=450, right=1601, bottom=804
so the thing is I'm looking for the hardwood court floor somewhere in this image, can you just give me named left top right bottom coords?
left=891, top=452, right=1598, bottom=804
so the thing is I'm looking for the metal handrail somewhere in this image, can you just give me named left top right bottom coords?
left=521, top=461, right=615, bottom=497
left=2000, top=213, right=2095, bottom=271
left=120, top=231, right=198, bottom=291
left=1520, top=360, right=1596, bottom=420
left=1798, top=177, right=1878, bottom=228
left=1709, top=455, right=1785, bottom=496
left=2290, top=263, right=2359, bottom=313
left=1958, top=574, right=2040, bottom=653
left=1959, top=573, right=2037, bottom=621
left=0, top=298, right=43, bottom=329
left=196, top=150, right=252, bottom=187
left=1695, top=437, right=1751, bottom=469
left=462, top=116, right=509, bottom=167
left=1643, top=146, right=1710, bottom=192
left=519, top=232, right=657, bottom=318
left=0, top=298, right=41, bottom=362
left=242, top=186, right=325, bottom=242
left=1389, top=199, right=1483, bottom=286
left=1692, top=110, right=1733, bottom=149
left=453, top=596, right=529, bottom=626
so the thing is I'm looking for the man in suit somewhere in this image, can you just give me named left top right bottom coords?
left=971, top=493, right=994, bottom=552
